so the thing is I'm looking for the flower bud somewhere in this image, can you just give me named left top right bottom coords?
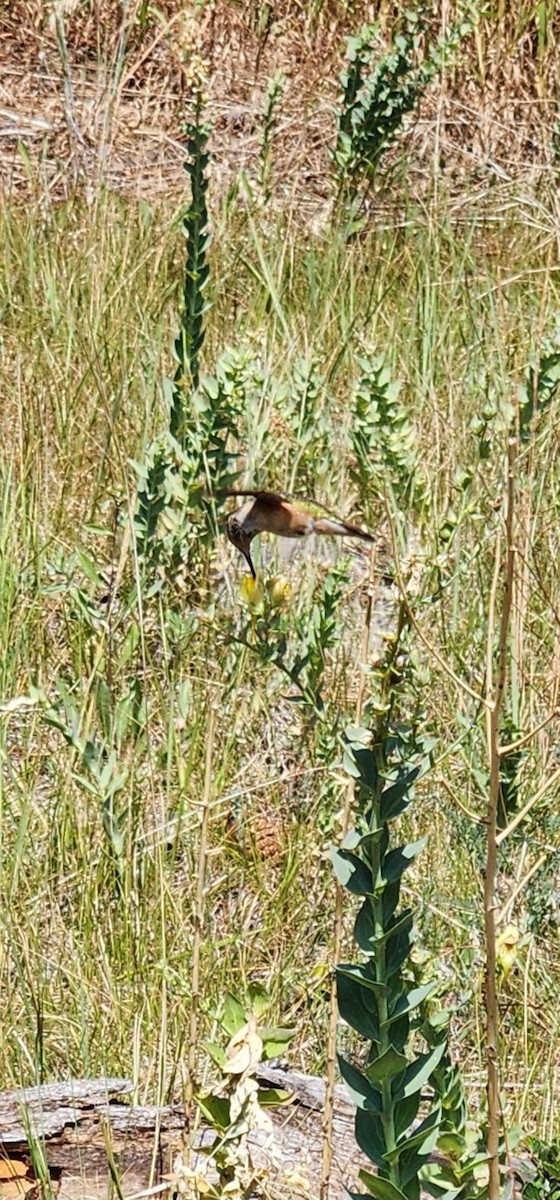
left=268, top=575, right=292, bottom=607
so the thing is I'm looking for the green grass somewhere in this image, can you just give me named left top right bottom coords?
left=0, top=162, right=559, bottom=1154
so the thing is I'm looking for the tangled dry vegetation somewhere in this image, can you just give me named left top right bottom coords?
left=0, top=0, right=558, bottom=205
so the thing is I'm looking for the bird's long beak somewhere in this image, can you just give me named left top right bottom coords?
left=242, top=546, right=256, bottom=579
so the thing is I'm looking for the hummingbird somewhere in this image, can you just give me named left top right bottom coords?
left=224, top=489, right=374, bottom=578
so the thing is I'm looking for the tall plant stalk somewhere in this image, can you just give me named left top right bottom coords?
left=484, top=436, right=517, bottom=1200
left=171, top=95, right=211, bottom=441
left=185, top=707, right=216, bottom=1140
left=321, top=552, right=377, bottom=1200
left=332, top=622, right=446, bottom=1200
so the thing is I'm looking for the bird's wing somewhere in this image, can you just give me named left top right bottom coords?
left=218, top=488, right=288, bottom=505
left=218, top=487, right=336, bottom=516
left=218, top=488, right=371, bottom=530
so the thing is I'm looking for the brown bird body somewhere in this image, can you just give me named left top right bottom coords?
left=224, top=489, right=374, bottom=578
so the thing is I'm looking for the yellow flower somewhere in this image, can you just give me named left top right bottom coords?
left=239, top=575, right=265, bottom=612
left=496, top=923, right=521, bottom=980
left=267, top=575, right=292, bottom=608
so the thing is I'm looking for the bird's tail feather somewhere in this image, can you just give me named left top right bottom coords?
left=313, top=517, right=374, bottom=541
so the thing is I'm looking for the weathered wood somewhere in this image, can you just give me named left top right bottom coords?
left=0, top=1071, right=362, bottom=1198
left=0, top=1079, right=135, bottom=1143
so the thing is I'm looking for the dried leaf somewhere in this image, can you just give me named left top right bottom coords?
left=0, top=1158, right=35, bottom=1199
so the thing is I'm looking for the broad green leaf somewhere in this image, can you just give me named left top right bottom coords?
left=259, top=1025, right=296, bottom=1057
left=195, top=1092, right=230, bottom=1132
left=247, top=982, right=270, bottom=1017
left=330, top=846, right=373, bottom=894
left=385, top=918, right=415, bottom=976
left=343, top=743, right=379, bottom=791
left=365, top=1045, right=408, bottom=1084
left=77, top=549, right=103, bottom=585
left=257, top=1087, right=292, bottom=1107
left=72, top=772, right=99, bottom=798
left=396, top=1041, right=447, bottom=1099
left=355, top=905, right=414, bottom=960
left=422, top=1158, right=473, bottom=1197
left=258, top=1024, right=295, bottom=1041
left=419, top=1163, right=463, bottom=1200
left=337, top=969, right=380, bottom=1041
left=221, top=992, right=247, bottom=1035
left=380, top=791, right=412, bottom=824
left=382, top=839, right=427, bottom=884
left=338, top=1054, right=381, bottom=1111
left=402, top=1174, right=421, bottom=1200
left=355, top=1109, right=387, bottom=1169
left=344, top=827, right=384, bottom=850
left=453, top=1152, right=488, bottom=1180
left=436, top=1132, right=466, bottom=1157
left=358, top=1169, right=408, bottom=1200
left=343, top=747, right=362, bottom=779
left=354, top=898, right=377, bottom=951
left=424, top=1007, right=451, bottom=1034
left=345, top=724, right=372, bottom=744
left=129, top=457, right=149, bottom=479
left=342, top=828, right=362, bottom=850
left=399, top=1139, right=437, bottom=1187
left=388, top=1106, right=441, bottom=1163
left=201, top=1040, right=227, bottom=1070
left=337, top=963, right=386, bottom=996
left=380, top=765, right=421, bottom=821
left=379, top=908, right=416, bottom=946
left=200, top=374, right=219, bottom=399
left=383, top=984, right=436, bottom=1030
left=382, top=880, right=402, bottom=925
left=390, top=1014, right=411, bottom=1054
left=505, top=1124, right=522, bottom=1153
left=393, top=1091, right=421, bottom=1138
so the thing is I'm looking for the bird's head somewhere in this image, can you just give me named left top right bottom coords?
left=227, top=513, right=257, bottom=579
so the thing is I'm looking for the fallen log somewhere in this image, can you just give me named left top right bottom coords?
left=0, top=1069, right=362, bottom=1198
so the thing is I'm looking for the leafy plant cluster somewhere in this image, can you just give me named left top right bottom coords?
left=186, top=988, right=294, bottom=1198
left=235, top=561, right=348, bottom=744
left=524, top=1138, right=560, bottom=1200
left=41, top=672, right=146, bottom=884
left=171, top=99, right=211, bottom=413
left=518, top=336, right=560, bottom=443
left=349, top=351, right=425, bottom=516
left=134, top=357, right=246, bottom=592
left=258, top=70, right=286, bottom=205
left=280, top=355, right=331, bottom=489
left=469, top=336, right=560, bottom=465
left=333, top=6, right=475, bottom=186
left=134, top=108, right=243, bottom=593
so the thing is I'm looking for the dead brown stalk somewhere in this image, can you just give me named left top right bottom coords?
left=484, top=434, right=516, bottom=1200
left=185, top=706, right=217, bottom=1146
